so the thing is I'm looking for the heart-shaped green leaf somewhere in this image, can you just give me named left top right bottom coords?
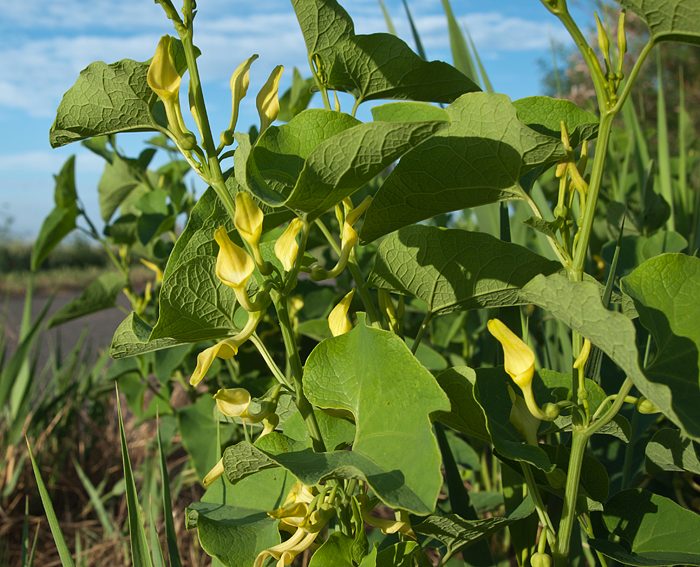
left=645, top=428, right=700, bottom=475
left=370, top=226, right=560, bottom=314
left=291, top=0, right=478, bottom=104
left=522, top=263, right=700, bottom=441
left=361, top=93, right=565, bottom=241
left=590, top=488, right=700, bottom=566
left=303, top=317, right=450, bottom=513
left=621, top=0, right=700, bottom=45
left=149, top=187, right=239, bottom=342
left=513, top=96, right=599, bottom=147
left=247, top=109, right=445, bottom=218
left=620, top=253, right=700, bottom=439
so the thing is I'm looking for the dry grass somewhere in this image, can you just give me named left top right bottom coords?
left=0, top=393, right=207, bottom=566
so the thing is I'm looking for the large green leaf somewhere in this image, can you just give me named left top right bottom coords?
left=590, top=489, right=700, bottom=566
left=110, top=313, right=182, bottom=359
left=188, top=468, right=295, bottom=567
left=50, top=58, right=165, bottom=147
left=414, top=497, right=534, bottom=559
left=291, top=0, right=478, bottom=104
left=308, top=532, right=358, bottom=567
left=221, top=435, right=437, bottom=514
left=247, top=109, right=445, bottom=218
left=369, top=226, right=559, bottom=314
left=149, top=187, right=239, bottom=342
left=513, top=96, right=599, bottom=147
left=178, top=396, right=219, bottom=482
left=620, top=254, right=700, bottom=438
left=49, top=272, right=126, bottom=328
left=645, top=428, right=700, bottom=475
left=187, top=504, right=280, bottom=567
left=434, top=366, right=490, bottom=442
left=303, top=317, right=450, bottom=513
left=98, top=155, right=144, bottom=222
left=521, top=269, right=700, bottom=440
left=31, top=157, right=78, bottom=270
left=361, top=93, right=565, bottom=241
left=621, top=0, right=700, bottom=45
left=371, top=102, right=450, bottom=123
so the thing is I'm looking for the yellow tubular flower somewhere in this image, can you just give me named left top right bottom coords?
left=214, top=388, right=273, bottom=423
left=189, top=311, right=264, bottom=387
left=274, top=218, right=304, bottom=272
left=328, top=290, right=355, bottom=337
left=189, top=338, right=239, bottom=386
left=487, top=319, right=535, bottom=389
left=362, top=509, right=415, bottom=538
left=203, top=458, right=225, bottom=488
left=223, top=54, right=259, bottom=143
left=215, top=226, right=255, bottom=288
left=234, top=192, right=264, bottom=249
left=257, top=65, right=284, bottom=133
left=147, top=36, right=181, bottom=101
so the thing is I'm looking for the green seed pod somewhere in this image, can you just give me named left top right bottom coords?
left=531, top=552, right=553, bottom=567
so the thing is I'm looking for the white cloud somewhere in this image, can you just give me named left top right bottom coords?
left=0, top=0, right=569, bottom=117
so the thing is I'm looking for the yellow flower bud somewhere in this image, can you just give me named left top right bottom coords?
left=147, top=35, right=181, bottom=101
left=487, top=319, right=535, bottom=389
left=328, top=290, right=355, bottom=337
left=234, top=192, right=264, bottom=249
left=214, top=387, right=252, bottom=417
left=224, top=54, right=258, bottom=141
left=256, top=65, right=284, bottom=133
left=259, top=414, right=279, bottom=439
left=203, top=458, right=225, bottom=488
left=274, top=218, right=304, bottom=271
left=214, top=226, right=255, bottom=289
left=189, top=338, right=239, bottom=386
left=140, top=258, right=163, bottom=283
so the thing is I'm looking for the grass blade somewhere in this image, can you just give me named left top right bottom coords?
left=655, top=51, right=674, bottom=231
left=72, top=458, right=116, bottom=537
left=157, top=422, right=182, bottom=567
left=26, top=439, right=75, bottom=567
left=117, top=387, right=154, bottom=567
left=677, top=68, right=690, bottom=219
left=440, top=0, right=478, bottom=83
left=466, top=27, right=493, bottom=92
left=377, top=0, right=397, bottom=35
left=401, top=0, right=427, bottom=60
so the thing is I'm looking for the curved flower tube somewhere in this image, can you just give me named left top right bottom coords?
left=487, top=319, right=558, bottom=422
left=189, top=310, right=263, bottom=386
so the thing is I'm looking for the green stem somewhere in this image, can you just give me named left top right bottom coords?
left=553, top=431, right=588, bottom=565
left=314, top=219, right=380, bottom=323
left=613, top=41, right=654, bottom=114
left=411, top=311, right=433, bottom=355
left=249, top=333, right=290, bottom=389
left=176, top=19, right=236, bottom=221
left=585, top=377, right=634, bottom=436
left=543, top=2, right=609, bottom=113
left=271, top=292, right=326, bottom=452
left=522, top=463, right=557, bottom=550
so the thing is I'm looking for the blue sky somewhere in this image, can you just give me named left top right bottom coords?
left=0, top=0, right=583, bottom=238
